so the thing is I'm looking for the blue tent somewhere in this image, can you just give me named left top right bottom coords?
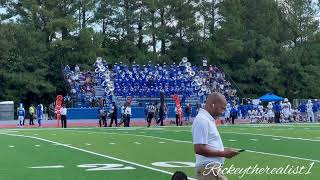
left=259, top=93, right=284, bottom=102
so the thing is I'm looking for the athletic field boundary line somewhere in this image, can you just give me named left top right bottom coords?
left=3, top=127, right=319, bottom=142
left=1, top=123, right=320, bottom=131
left=150, top=129, right=320, bottom=142
left=139, top=128, right=320, bottom=142
left=67, top=129, right=320, bottom=163
left=220, top=132, right=320, bottom=142
left=0, top=133, right=197, bottom=180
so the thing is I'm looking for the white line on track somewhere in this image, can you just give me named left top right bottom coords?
left=3, top=124, right=319, bottom=132
left=272, top=138, right=281, bottom=141
left=9, top=145, right=15, bottom=148
left=134, top=142, right=141, bottom=145
left=250, top=139, right=258, bottom=141
left=35, top=145, right=41, bottom=147
left=0, top=133, right=196, bottom=180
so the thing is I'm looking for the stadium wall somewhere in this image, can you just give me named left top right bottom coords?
left=0, top=101, right=14, bottom=121
left=67, top=107, right=198, bottom=120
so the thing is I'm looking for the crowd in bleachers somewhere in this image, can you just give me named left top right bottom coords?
left=64, top=57, right=239, bottom=108
left=200, top=65, right=238, bottom=102
left=64, top=65, right=97, bottom=106
left=62, top=59, right=320, bottom=126
left=223, top=99, right=320, bottom=124
left=112, top=61, right=195, bottom=98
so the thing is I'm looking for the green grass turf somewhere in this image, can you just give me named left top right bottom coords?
left=0, top=124, right=319, bottom=180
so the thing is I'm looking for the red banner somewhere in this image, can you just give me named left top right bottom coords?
left=172, top=94, right=183, bottom=126
left=56, top=95, right=63, bottom=127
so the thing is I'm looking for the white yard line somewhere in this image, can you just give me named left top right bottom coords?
left=69, top=130, right=191, bottom=144
left=29, top=165, right=64, bottom=169
left=245, top=150, right=320, bottom=163
left=220, top=132, right=320, bottom=142
left=0, top=133, right=197, bottom=180
left=68, top=130, right=320, bottom=163
left=145, top=128, right=320, bottom=142
left=8, top=126, right=318, bottom=142
left=228, top=139, right=237, bottom=142
left=143, top=128, right=320, bottom=142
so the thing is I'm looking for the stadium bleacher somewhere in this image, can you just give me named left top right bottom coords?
left=64, top=57, right=238, bottom=111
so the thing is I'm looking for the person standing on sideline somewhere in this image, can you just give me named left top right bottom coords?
left=36, top=104, right=43, bottom=128
left=175, top=105, right=180, bottom=126
left=60, top=104, right=67, bottom=128
left=17, top=103, right=25, bottom=128
left=124, top=103, right=132, bottom=127
left=230, top=103, right=238, bottom=125
left=29, top=104, right=35, bottom=125
left=154, top=102, right=159, bottom=124
left=157, top=103, right=166, bottom=126
left=118, top=102, right=127, bottom=127
left=307, top=100, right=314, bottom=122
left=192, top=92, right=239, bottom=180
left=175, top=104, right=182, bottom=126
left=98, top=107, right=107, bottom=127
left=109, top=102, right=118, bottom=127
left=184, top=103, right=192, bottom=125
left=146, top=103, right=156, bottom=127
left=273, top=102, right=281, bottom=123
left=48, top=103, right=55, bottom=120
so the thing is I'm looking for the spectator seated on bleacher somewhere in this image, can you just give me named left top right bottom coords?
left=63, top=57, right=239, bottom=108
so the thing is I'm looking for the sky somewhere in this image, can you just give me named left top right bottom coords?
left=0, top=7, right=5, bottom=14
left=1, top=2, right=319, bottom=31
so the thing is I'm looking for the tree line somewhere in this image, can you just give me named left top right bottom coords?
left=0, top=0, right=319, bottom=106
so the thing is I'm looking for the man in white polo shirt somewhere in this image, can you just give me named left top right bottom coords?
left=60, top=104, right=67, bottom=128
left=192, top=92, right=239, bottom=180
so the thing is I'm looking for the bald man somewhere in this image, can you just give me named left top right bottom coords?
left=192, top=92, right=239, bottom=180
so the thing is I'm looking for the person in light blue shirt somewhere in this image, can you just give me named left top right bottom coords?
left=17, top=103, right=25, bottom=128
left=36, top=104, right=43, bottom=127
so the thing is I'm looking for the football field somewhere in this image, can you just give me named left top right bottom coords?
left=0, top=124, right=319, bottom=180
